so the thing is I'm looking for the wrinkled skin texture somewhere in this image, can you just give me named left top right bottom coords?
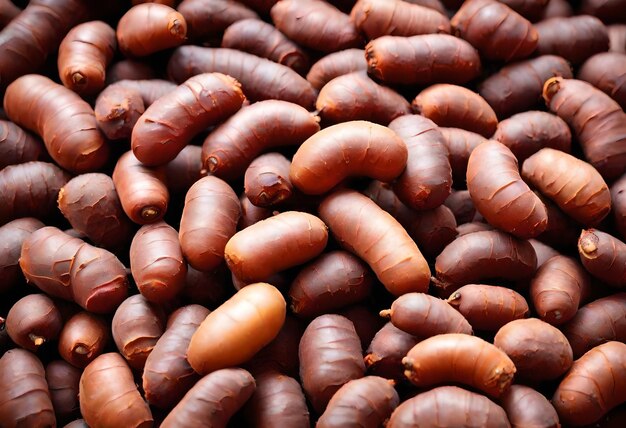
left=467, top=141, right=548, bottom=238
left=299, top=314, right=365, bottom=413
left=58, top=21, right=116, bottom=95
left=79, top=353, right=153, bottom=428
left=222, top=18, right=308, bottom=74
left=553, top=342, right=626, bottom=426
left=132, top=72, right=245, bottom=166
left=578, top=229, right=626, bottom=288
left=0, top=349, right=56, bottom=428
left=4, top=75, right=108, bottom=173
left=316, top=376, right=399, bottom=428
left=319, top=189, right=431, bottom=296
left=451, top=0, right=538, bottom=61
left=388, top=386, right=510, bottom=427
left=522, top=148, right=611, bottom=226
left=161, top=368, right=256, bottom=428
left=366, top=34, right=481, bottom=86
left=542, top=77, right=626, bottom=181
left=562, top=293, right=626, bottom=358
left=168, top=46, right=317, bottom=109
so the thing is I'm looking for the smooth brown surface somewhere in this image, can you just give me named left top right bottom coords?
left=316, top=72, right=411, bottom=125
left=307, top=49, right=367, bottom=90
left=106, top=59, right=156, bottom=83
left=440, top=128, right=488, bottom=186
left=522, top=148, right=611, bottom=225
left=581, top=0, right=626, bottom=23
left=58, top=21, right=116, bottom=95
left=553, top=342, right=626, bottom=426
left=222, top=18, right=308, bottom=74
left=270, top=0, right=361, bottom=52
left=117, top=3, right=186, bottom=57
left=388, top=114, right=452, bottom=210
left=180, top=176, right=240, bottom=272
left=79, top=353, right=153, bottom=428
left=578, top=52, right=626, bottom=110
left=0, top=0, right=19, bottom=28
left=535, top=193, right=581, bottom=250
left=387, top=386, right=510, bottom=428
left=248, top=315, right=304, bottom=378
left=299, top=314, right=365, bottom=413
left=403, top=334, right=516, bottom=398
left=202, top=100, right=320, bottom=181
left=143, top=304, right=210, bottom=409
left=238, top=194, right=272, bottom=229
left=164, top=145, right=204, bottom=194
left=494, top=318, right=573, bottom=382
left=562, top=293, right=626, bottom=358
left=58, top=312, right=109, bottom=368
left=161, top=368, right=255, bottom=428
left=46, top=360, right=81, bottom=419
left=492, top=111, right=572, bottom=162
left=112, top=294, right=166, bottom=371
left=535, top=16, right=609, bottom=64
left=365, top=181, right=458, bottom=258
left=132, top=73, right=245, bottom=166
left=451, top=0, right=537, bottom=61
left=498, top=0, right=549, bottom=21
left=351, top=0, right=450, bottom=39
left=3, top=75, right=108, bottom=173
left=188, top=283, right=286, bottom=375
left=609, top=24, right=626, bottom=52
left=317, top=376, right=399, bottom=428
left=130, top=222, right=186, bottom=303
left=500, top=385, right=559, bottom=428
left=289, top=251, right=374, bottom=318
left=58, top=173, right=134, bottom=250
left=383, top=292, right=472, bottom=339
left=112, top=151, right=169, bottom=225
left=6, top=293, right=63, bottom=351
left=181, top=265, right=230, bottom=310
left=434, top=230, right=537, bottom=295
left=291, top=121, right=407, bottom=195
left=467, top=141, right=548, bottom=238
left=542, top=77, right=626, bottom=181
left=530, top=255, right=591, bottom=325
left=225, top=212, right=327, bottom=282
left=179, top=0, right=258, bottom=41
left=168, top=46, right=317, bottom=109
left=0, top=349, right=56, bottom=428
left=529, top=239, right=560, bottom=268
left=612, top=173, right=626, bottom=239
left=413, top=84, right=498, bottom=137
left=243, top=371, right=309, bottom=428
left=338, top=305, right=384, bottom=352
left=319, top=189, right=431, bottom=296
left=478, top=55, right=573, bottom=119
left=447, top=284, right=529, bottom=331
